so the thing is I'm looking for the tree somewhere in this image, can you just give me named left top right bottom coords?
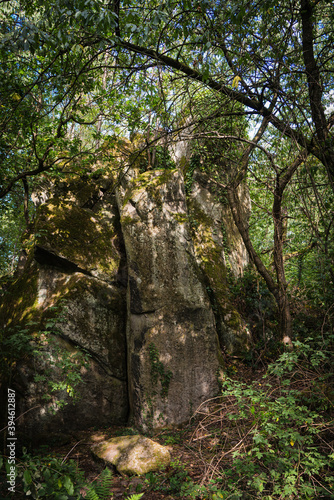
left=1, top=0, right=333, bottom=340
left=111, top=0, right=334, bottom=341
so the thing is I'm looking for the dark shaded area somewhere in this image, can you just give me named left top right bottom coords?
left=34, top=246, right=92, bottom=276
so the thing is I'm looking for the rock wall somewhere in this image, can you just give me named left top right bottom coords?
left=116, top=168, right=221, bottom=429
left=0, top=161, right=250, bottom=441
left=188, top=171, right=251, bottom=354
left=0, top=174, right=128, bottom=442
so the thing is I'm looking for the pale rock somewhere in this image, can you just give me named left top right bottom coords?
left=116, top=168, right=222, bottom=430
left=91, top=435, right=171, bottom=475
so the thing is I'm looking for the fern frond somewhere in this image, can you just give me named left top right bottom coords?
left=85, top=467, right=114, bottom=500
left=85, top=488, right=100, bottom=500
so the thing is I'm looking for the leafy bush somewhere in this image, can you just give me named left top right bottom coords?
left=1, top=451, right=145, bottom=500
left=192, top=333, right=334, bottom=499
left=227, top=266, right=279, bottom=348
left=14, top=449, right=86, bottom=499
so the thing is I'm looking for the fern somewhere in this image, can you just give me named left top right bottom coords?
left=125, top=495, right=144, bottom=500
left=85, top=490, right=100, bottom=500
left=85, top=467, right=114, bottom=500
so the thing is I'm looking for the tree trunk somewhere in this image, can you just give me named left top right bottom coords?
left=226, top=184, right=293, bottom=344
left=22, top=176, right=30, bottom=227
left=277, top=286, right=293, bottom=347
left=273, top=182, right=293, bottom=345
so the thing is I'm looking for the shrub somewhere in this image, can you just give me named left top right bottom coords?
left=192, top=333, right=334, bottom=499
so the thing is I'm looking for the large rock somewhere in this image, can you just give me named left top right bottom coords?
left=0, top=161, right=251, bottom=441
left=0, top=175, right=128, bottom=441
left=117, top=168, right=222, bottom=430
left=188, top=172, right=251, bottom=354
left=91, top=435, right=171, bottom=475
left=190, top=171, right=249, bottom=277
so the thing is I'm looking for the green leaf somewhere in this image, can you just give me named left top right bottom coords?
left=63, top=475, right=74, bottom=495
left=23, top=469, right=32, bottom=486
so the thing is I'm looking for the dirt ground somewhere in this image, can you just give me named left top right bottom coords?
left=51, top=359, right=267, bottom=499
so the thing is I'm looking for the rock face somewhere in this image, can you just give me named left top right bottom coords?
left=0, top=174, right=128, bottom=441
left=91, top=435, right=171, bottom=475
left=117, top=168, right=221, bottom=429
left=188, top=171, right=251, bottom=354
left=0, top=160, right=250, bottom=440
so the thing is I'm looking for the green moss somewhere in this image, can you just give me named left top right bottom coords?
left=189, top=200, right=228, bottom=294
left=0, top=261, right=40, bottom=332
left=189, top=202, right=215, bottom=228
left=120, top=215, right=140, bottom=226
left=0, top=259, right=42, bottom=384
left=171, top=213, right=188, bottom=224
left=179, top=156, right=190, bottom=173
left=123, top=169, right=178, bottom=209
left=147, top=183, right=163, bottom=209
left=35, top=199, right=120, bottom=275
left=187, top=197, right=250, bottom=353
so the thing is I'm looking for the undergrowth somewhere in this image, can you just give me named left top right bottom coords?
left=189, top=332, right=334, bottom=499
left=0, top=450, right=143, bottom=499
left=0, top=333, right=333, bottom=499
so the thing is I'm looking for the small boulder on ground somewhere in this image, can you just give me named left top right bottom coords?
left=91, top=435, right=171, bottom=475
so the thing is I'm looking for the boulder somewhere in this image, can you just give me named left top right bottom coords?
left=190, top=171, right=249, bottom=277
left=188, top=172, right=251, bottom=354
left=91, top=435, right=171, bottom=475
left=0, top=161, right=252, bottom=442
left=116, top=168, right=222, bottom=430
left=0, top=176, right=128, bottom=441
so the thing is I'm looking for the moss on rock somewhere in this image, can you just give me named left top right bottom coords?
left=0, top=261, right=40, bottom=332
left=91, top=435, right=171, bottom=475
left=188, top=192, right=251, bottom=355
left=35, top=199, right=120, bottom=278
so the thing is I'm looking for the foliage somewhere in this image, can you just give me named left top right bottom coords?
left=0, top=0, right=333, bottom=343
left=144, top=459, right=195, bottom=497
left=84, top=468, right=114, bottom=500
left=0, top=305, right=90, bottom=411
left=247, top=143, right=334, bottom=312
left=29, top=308, right=90, bottom=410
left=1, top=329, right=332, bottom=500
left=12, top=449, right=86, bottom=499
left=33, top=332, right=91, bottom=412
left=0, top=192, right=31, bottom=277
left=0, top=323, right=34, bottom=382
left=190, top=333, right=334, bottom=499
left=0, top=452, right=144, bottom=500
left=228, top=266, right=279, bottom=350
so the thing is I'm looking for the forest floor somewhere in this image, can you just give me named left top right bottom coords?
left=52, top=357, right=266, bottom=500
left=2, top=349, right=332, bottom=499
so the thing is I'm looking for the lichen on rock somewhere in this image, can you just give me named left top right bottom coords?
left=0, top=179, right=128, bottom=442
left=34, top=198, right=120, bottom=281
left=188, top=173, right=252, bottom=355
left=0, top=156, right=253, bottom=443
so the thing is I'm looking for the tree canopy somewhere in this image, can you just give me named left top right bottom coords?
left=0, top=0, right=333, bottom=339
